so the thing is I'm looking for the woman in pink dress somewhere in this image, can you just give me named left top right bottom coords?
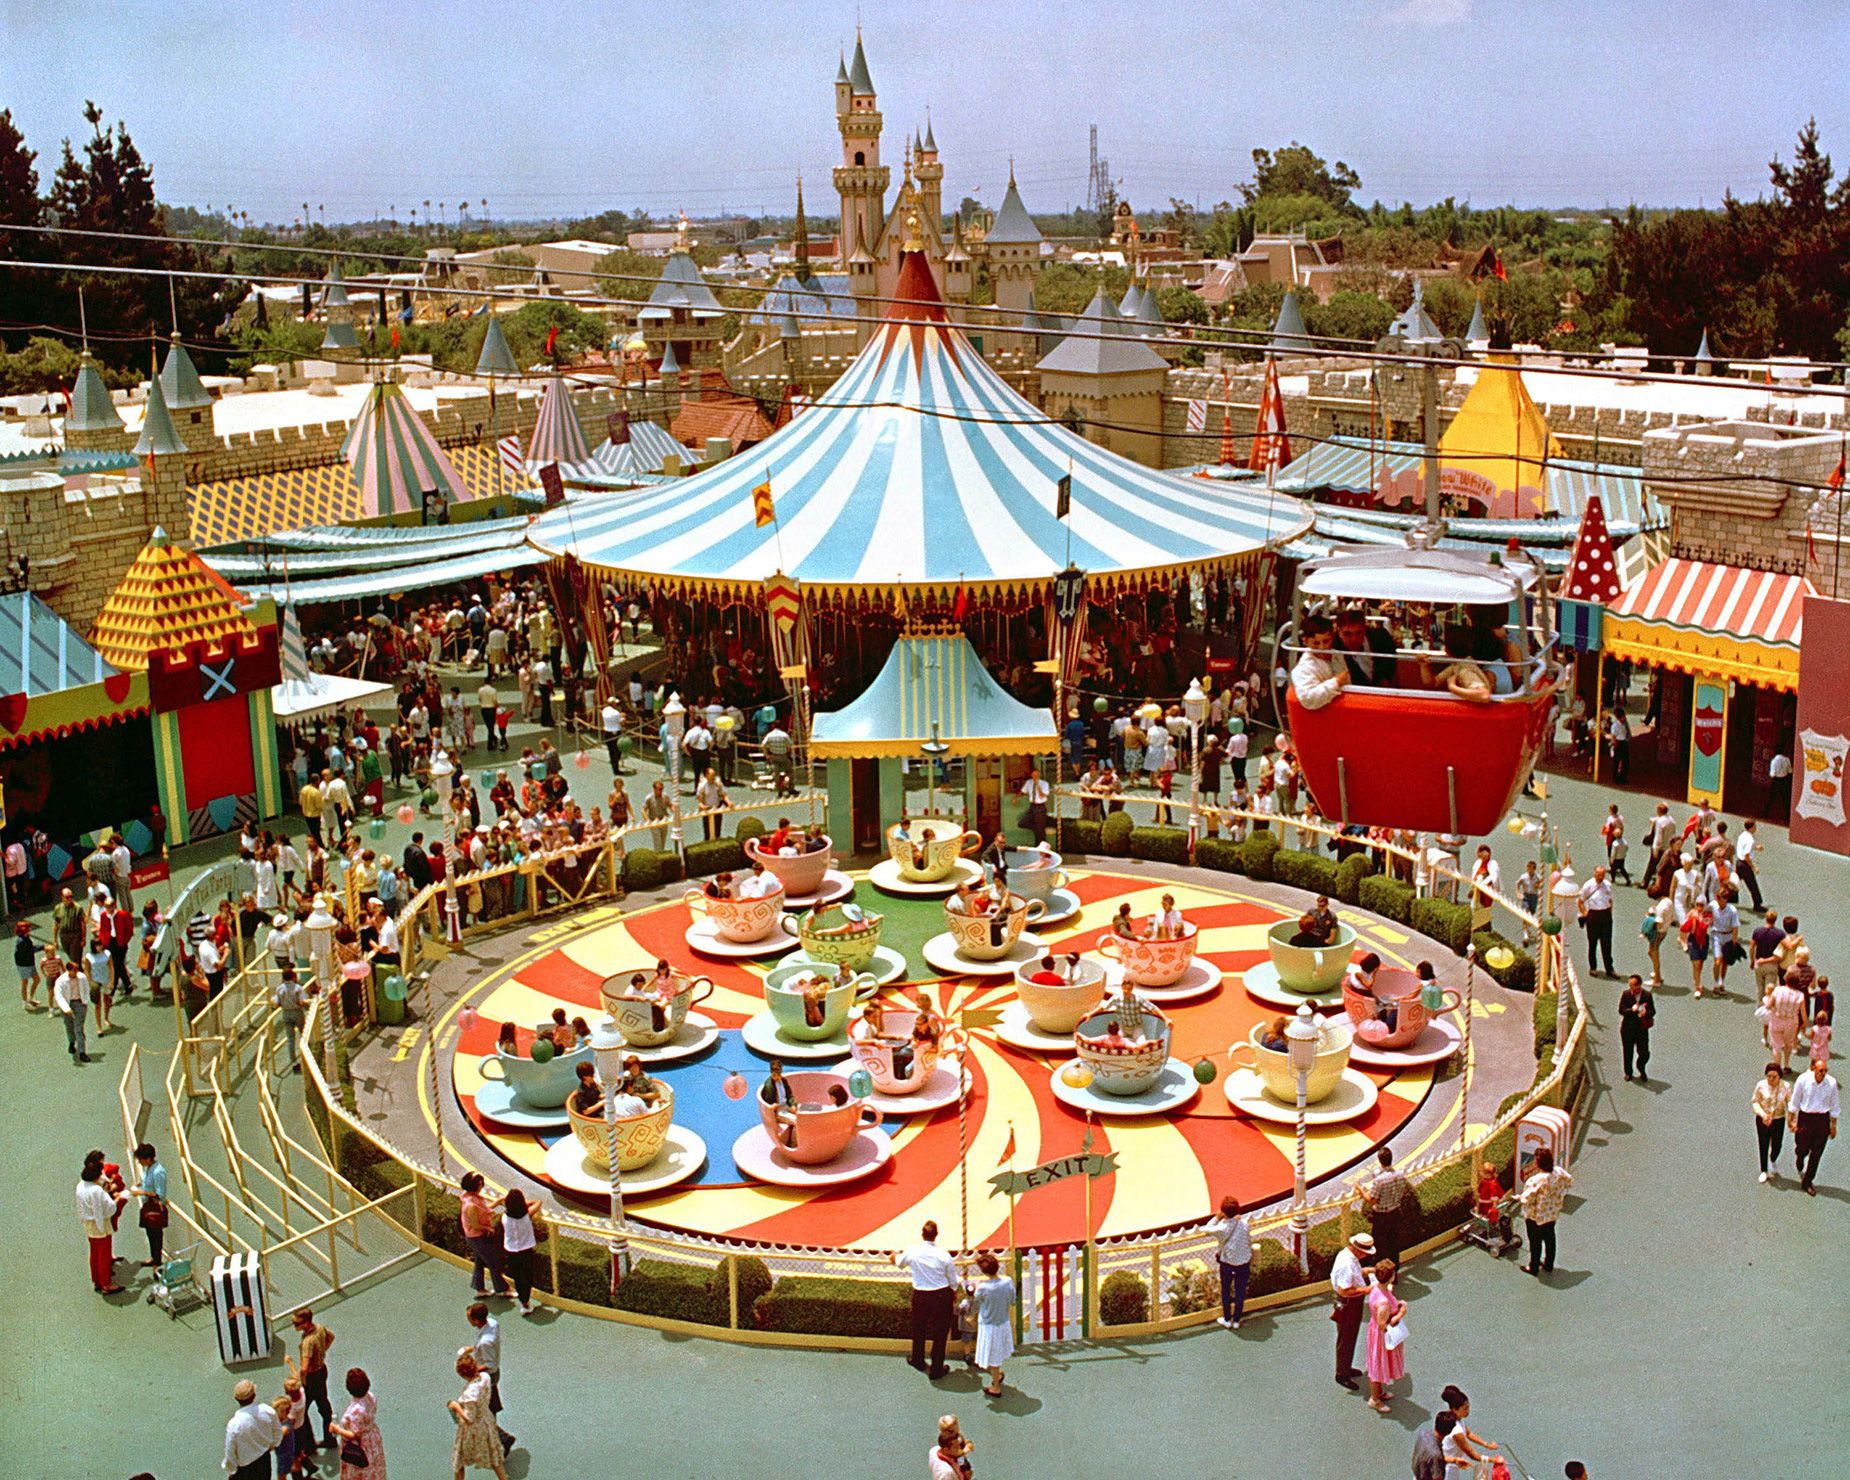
left=329, top=1366, right=386, bottom=1480
left=1363, top=1259, right=1407, bottom=1413
left=1766, top=979, right=1805, bottom=1074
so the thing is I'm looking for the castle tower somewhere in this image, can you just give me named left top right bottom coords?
left=793, top=177, right=812, bottom=284
left=134, top=375, right=191, bottom=544
left=915, top=117, right=943, bottom=239
left=987, top=169, right=1042, bottom=358
left=158, top=330, right=214, bottom=436
left=834, top=31, right=889, bottom=338
left=64, top=352, right=131, bottom=454
left=944, top=212, right=971, bottom=308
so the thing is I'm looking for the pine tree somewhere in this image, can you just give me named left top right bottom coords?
left=0, top=109, right=46, bottom=354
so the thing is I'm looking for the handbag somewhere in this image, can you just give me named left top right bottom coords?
left=139, top=1194, right=169, bottom=1230
left=340, top=1436, right=368, bottom=1468
left=1384, top=1317, right=1409, bottom=1351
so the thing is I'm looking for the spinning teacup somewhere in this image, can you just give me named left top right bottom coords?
left=764, top=972, right=859, bottom=1042
left=599, top=969, right=715, bottom=1048
left=1001, top=848, right=1070, bottom=903
left=1343, top=966, right=1459, bottom=1050
left=1073, top=996, right=1173, bottom=1096
left=1266, top=919, right=1358, bottom=996
left=476, top=1043, right=595, bottom=1110
left=781, top=902, right=884, bottom=970
left=847, top=1006, right=943, bottom=1095
left=1096, top=918, right=1199, bottom=987
left=758, top=1069, right=883, bottom=1165
left=567, top=1083, right=676, bottom=1172
left=1226, top=1018, right=1354, bottom=1103
left=743, top=833, right=834, bottom=899
left=943, top=892, right=1044, bottom=961
left=684, top=880, right=786, bottom=942
left=1012, top=956, right=1107, bottom=1034
left=887, top=818, right=982, bottom=882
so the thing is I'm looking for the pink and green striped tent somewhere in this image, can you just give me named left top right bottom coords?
left=339, top=378, right=467, bottom=518
left=527, top=375, right=591, bottom=471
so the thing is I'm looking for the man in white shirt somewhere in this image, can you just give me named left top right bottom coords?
left=1470, top=844, right=1502, bottom=905
left=601, top=699, right=626, bottom=774
left=1767, top=750, right=1793, bottom=821
left=1330, top=1230, right=1374, bottom=1388
left=1228, top=726, right=1249, bottom=784
left=1734, top=819, right=1765, bottom=911
left=1290, top=615, right=1348, bottom=712
left=479, top=679, right=503, bottom=752
left=76, top=1160, right=124, bottom=1293
left=1019, top=767, right=1050, bottom=843
left=1788, top=1062, right=1840, bottom=1196
left=894, top=1219, right=958, bottom=1378
left=1577, top=864, right=1615, bottom=976
left=1670, top=852, right=1699, bottom=927
left=1643, top=803, right=1676, bottom=881
left=736, top=861, right=779, bottom=899
left=683, top=718, right=712, bottom=774
left=223, top=1378, right=284, bottom=1479
left=53, top=961, right=91, bottom=1061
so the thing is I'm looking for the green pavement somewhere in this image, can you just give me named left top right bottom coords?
left=1, top=757, right=1843, bottom=1479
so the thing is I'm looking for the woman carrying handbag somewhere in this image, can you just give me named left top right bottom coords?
left=1363, top=1258, right=1408, bottom=1413
left=128, top=1142, right=169, bottom=1267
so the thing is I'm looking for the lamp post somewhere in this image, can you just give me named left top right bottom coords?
left=1285, top=1003, right=1319, bottom=1276
left=1183, top=677, right=1208, bottom=854
left=430, top=749, right=458, bottom=942
left=1548, top=861, right=1580, bottom=1043
left=304, top=895, right=337, bottom=1084
left=921, top=723, right=950, bottom=823
left=590, top=1032, right=631, bottom=1291
left=662, top=692, right=686, bottom=863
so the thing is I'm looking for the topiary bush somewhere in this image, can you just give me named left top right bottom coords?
left=683, top=837, right=745, bottom=877
left=1411, top=896, right=1473, bottom=955
left=1473, top=929, right=1536, bottom=994
left=1196, top=837, right=1243, bottom=875
left=1238, top=830, right=1280, bottom=880
left=754, top=1274, right=911, bottom=1337
left=1274, top=848, right=1339, bottom=897
left=1406, top=1157, right=1476, bottom=1244
left=1129, top=825, right=1190, bottom=863
left=622, top=846, right=684, bottom=890
left=1098, top=1268, right=1149, bottom=1326
left=1359, top=874, right=1415, bottom=924
left=1099, top=811, right=1135, bottom=857
left=1334, top=852, right=1372, bottom=905
left=1058, top=817, right=1102, bottom=854
left=610, top=1254, right=773, bottom=1327
left=733, top=815, right=765, bottom=844
left=1533, top=989, right=1559, bottom=1055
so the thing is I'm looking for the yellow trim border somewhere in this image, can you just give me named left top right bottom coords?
left=1603, top=616, right=1800, bottom=692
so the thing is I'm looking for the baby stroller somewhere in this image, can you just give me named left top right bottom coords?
left=1460, top=1191, right=1521, bottom=1257
left=147, top=1242, right=208, bottom=1318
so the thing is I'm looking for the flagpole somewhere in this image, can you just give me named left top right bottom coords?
left=1082, top=1110, right=1095, bottom=1339
left=957, top=1039, right=970, bottom=1251
left=1006, top=1123, right=1019, bottom=1341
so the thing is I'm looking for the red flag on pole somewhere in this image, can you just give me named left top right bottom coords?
left=1491, top=250, right=1507, bottom=281
left=952, top=583, right=969, bottom=622
left=544, top=324, right=559, bottom=360
left=996, top=1125, right=1016, bottom=1167
left=1249, top=358, right=1293, bottom=473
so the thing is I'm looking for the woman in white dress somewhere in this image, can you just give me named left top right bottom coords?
left=967, top=1251, right=1016, bottom=1398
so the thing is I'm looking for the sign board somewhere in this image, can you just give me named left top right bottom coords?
left=1686, top=676, right=1728, bottom=805
left=1791, top=595, right=1850, bottom=856
left=130, top=858, right=171, bottom=889
left=989, top=1148, right=1119, bottom=1199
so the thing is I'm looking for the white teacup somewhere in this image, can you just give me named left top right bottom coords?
left=943, top=892, right=1045, bottom=960
left=684, top=881, right=786, bottom=942
left=1226, top=1018, right=1353, bottom=1104
left=1002, top=849, right=1069, bottom=903
left=599, top=970, right=715, bottom=1048
left=1013, top=956, right=1107, bottom=1034
left=888, top=819, right=981, bottom=882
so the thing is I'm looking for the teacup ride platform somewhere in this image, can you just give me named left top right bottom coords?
left=1242, top=920, right=1360, bottom=1009
left=732, top=1069, right=891, bottom=1188
left=596, top=970, right=723, bottom=1066
left=543, top=1086, right=709, bottom=1199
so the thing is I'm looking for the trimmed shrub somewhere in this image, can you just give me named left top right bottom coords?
left=733, top=816, right=766, bottom=843
left=1406, top=1157, right=1475, bottom=1243
left=683, top=837, right=746, bottom=877
left=622, top=847, right=684, bottom=890
left=755, top=1274, right=911, bottom=1337
left=1129, top=825, right=1190, bottom=863
left=1274, top=848, right=1339, bottom=897
left=1472, top=929, right=1536, bottom=994
left=1196, top=837, right=1243, bottom=875
left=1098, top=1268, right=1149, bottom=1326
left=1358, top=874, right=1415, bottom=924
left=1164, top=1260, right=1217, bottom=1316
left=1238, top=829, right=1280, bottom=880
left=1334, top=852, right=1372, bottom=905
left=1058, top=817, right=1102, bottom=854
left=1099, top=811, right=1135, bottom=857
left=1410, top=896, right=1473, bottom=955
left=1533, top=990, right=1559, bottom=1054
left=611, top=1254, right=774, bottom=1327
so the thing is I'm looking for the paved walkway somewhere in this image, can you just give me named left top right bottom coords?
left=1, top=766, right=1841, bottom=1478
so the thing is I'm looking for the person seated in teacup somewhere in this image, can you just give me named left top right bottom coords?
left=496, top=1021, right=519, bottom=1056
left=547, top=1008, right=576, bottom=1054
left=808, top=901, right=869, bottom=939
left=735, top=860, right=778, bottom=898
left=1027, top=840, right=1056, bottom=869
left=706, top=871, right=736, bottom=900
left=1098, top=1016, right=1143, bottom=1052
left=1289, top=912, right=1325, bottom=948
left=1301, top=895, right=1339, bottom=946
left=765, top=819, right=794, bottom=854
left=761, top=1060, right=798, bottom=1146
left=1347, top=951, right=1397, bottom=1032
left=911, top=827, right=937, bottom=872
left=826, top=1084, right=851, bottom=1107
left=1111, top=902, right=1137, bottom=938
left=834, top=961, right=860, bottom=990
left=980, top=831, right=1008, bottom=885
left=621, top=1055, right=663, bottom=1106
left=800, top=974, right=830, bottom=1029
left=1260, top=1015, right=1291, bottom=1052
left=572, top=1016, right=594, bottom=1048
left=605, top=1081, right=648, bottom=1118
left=911, top=987, right=944, bottom=1041
left=1028, top=953, right=1066, bottom=987
left=1151, top=894, right=1185, bottom=940
left=950, top=881, right=983, bottom=916
left=570, top=1061, right=603, bottom=1114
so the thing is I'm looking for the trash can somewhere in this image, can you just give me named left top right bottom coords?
left=375, top=971, right=407, bottom=1026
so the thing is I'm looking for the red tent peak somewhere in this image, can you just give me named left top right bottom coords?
left=887, top=248, right=947, bottom=324
left=1561, top=493, right=1621, bottom=603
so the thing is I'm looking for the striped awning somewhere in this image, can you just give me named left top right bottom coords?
left=0, top=592, right=117, bottom=696
left=812, top=632, right=1056, bottom=757
left=1603, top=557, right=1814, bottom=691
left=527, top=249, right=1310, bottom=599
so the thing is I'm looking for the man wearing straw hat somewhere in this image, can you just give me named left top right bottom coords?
left=1331, top=1230, right=1374, bottom=1390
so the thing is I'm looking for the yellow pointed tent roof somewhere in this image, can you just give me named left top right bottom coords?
left=90, top=526, right=257, bottom=671
left=1434, top=356, right=1565, bottom=520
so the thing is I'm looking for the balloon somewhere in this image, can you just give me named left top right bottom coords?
left=573, top=751, right=592, bottom=770
left=1485, top=945, right=1517, bottom=971
left=529, top=1037, right=555, bottom=1062
left=1192, top=1057, right=1217, bottom=1085
left=1092, top=696, right=1109, bottom=714
left=1227, top=718, right=1244, bottom=736
left=847, top=1069, right=874, bottom=1099
left=1061, top=1061, right=1095, bottom=1089
left=480, top=770, right=496, bottom=788
left=1539, top=916, right=1563, bottom=937
left=722, top=1070, right=748, bottom=1101
left=1506, top=815, right=1526, bottom=834
left=617, top=735, right=634, bottom=754
left=395, top=803, right=416, bottom=824
left=458, top=1005, right=478, bottom=1032
left=367, top=818, right=386, bottom=838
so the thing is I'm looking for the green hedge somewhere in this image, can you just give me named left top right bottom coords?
left=1406, top=1157, right=1475, bottom=1244
left=611, top=1254, right=774, bottom=1327
left=733, top=816, right=765, bottom=843
left=621, top=846, right=684, bottom=890
left=1410, top=896, right=1473, bottom=955
left=1129, top=825, right=1190, bottom=864
left=1058, top=817, right=1102, bottom=854
left=683, top=838, right=746, bottom=877
left=1533, top=989, right=1558, bottom=1054
left=1473, top=929, right=1536, bottom=994
left=1334, top=852, right=1372, bottom=905
left=1358, top=873, right=1415, bottom=923
left=1238, top=830, right=1280, bottom=880
left=1099, top=1268, right=1149, bottom=1325
left=1274, top=847, right=1339, bottom=897
left=1100, top=812, right=1135, bottom=857
left=755, top=1274, right=911, bottom=1337
left=1196, top=837, right=1243, bottom=874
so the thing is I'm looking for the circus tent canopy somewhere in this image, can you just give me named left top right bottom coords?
left=340, top=378, right=468, bottom=519
left=812, top=632, right=1056, bottom=757
left=526, top=375, right=592, bottom=471
left=527, top=250, right=1309, bottom=598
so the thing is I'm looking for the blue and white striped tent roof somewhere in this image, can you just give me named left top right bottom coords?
left=0, top=592, right=118, bottom=697
left=584, top=420, right=691, bottom=481
left=527, top=251, right=1310, bottom=597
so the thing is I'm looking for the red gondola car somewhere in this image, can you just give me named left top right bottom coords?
left=1282, top=547, right=1556, bottom=836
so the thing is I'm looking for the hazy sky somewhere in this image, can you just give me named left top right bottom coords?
left=3, top=0, right=1846, bottom=227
